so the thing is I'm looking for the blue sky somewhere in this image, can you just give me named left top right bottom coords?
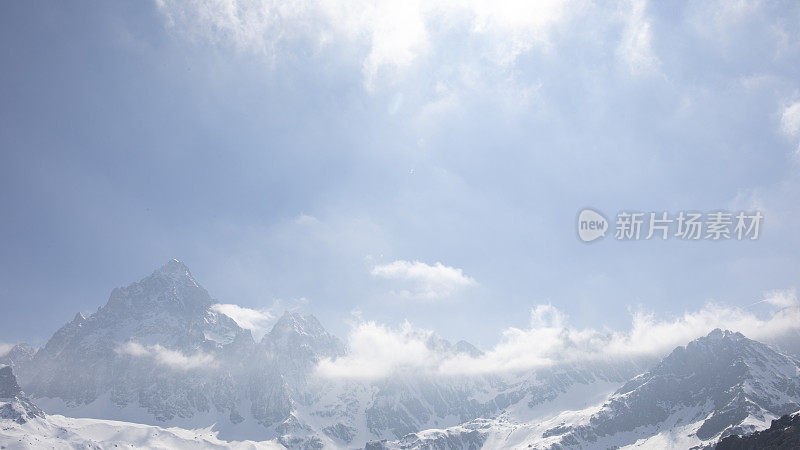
left=2, top=0, right=800, bottom=351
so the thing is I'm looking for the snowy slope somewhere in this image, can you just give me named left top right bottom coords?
left=370, top=329, right=800, bottom=449
left=716, top=409, right=800, bottom=449
left=0, top=413, right=285, bottom=450
left=2, top=361, right=283, bottom=450
left=12, top=261, right=800, bottom=449
left=13, top=260, right=642, bottom=448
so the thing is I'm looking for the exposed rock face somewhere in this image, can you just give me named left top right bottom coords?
left=20, top=260, right=760, bottom=449
left=369, top=330, right=800, bottom=450
left=0, top=343, right=35, bottom=371
left=539, top=329, right=800, bottom=448
left=0, top=365, right=43, bottom=424
left=22, top=260, right=256, bottom=423
left=0, top=366, right=21, bottom=398
left=716, top=410, right=800, bottom=450
left=17, top=260, right=546, bottom=447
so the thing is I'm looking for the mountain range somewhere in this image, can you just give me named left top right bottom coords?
left=2, top=260, right=800, bottom=449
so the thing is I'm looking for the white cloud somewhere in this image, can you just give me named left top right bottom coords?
left=116, top=341, right=149, bottom=358
left=455, top=301, right=800, bottom=375
left=371, top=260, right=476, bottom=299
left=688, top=0, right=764, bottom=42
left=155, top=0, right=576, bottom=90
left=465, top=0, right=568, bottom=66
left=211, top=297, right=311, bottom=339
left=211, top=303, right=275, bottom=339
left=781, top=101, right=800, bottom=152
left=760, top=288, right=798, bottom=308
left=316, top=321, right=437, bottom=379
left=317, top=296, right=800, bottom=379
left=0, top=343, right=13, bottom=358
left=115, top=342, right=217, bottom=370
left=293, top=213, right=320, bottom=225
left=154, top=0, right=673, bottom=119
left=616, top=0, right=660, bottom=76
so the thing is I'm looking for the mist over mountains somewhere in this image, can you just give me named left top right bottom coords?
left=2, top=260, right=800, bottom=449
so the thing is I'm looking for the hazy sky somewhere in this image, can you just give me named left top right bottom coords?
left=2, top=0, right=800, bottom=350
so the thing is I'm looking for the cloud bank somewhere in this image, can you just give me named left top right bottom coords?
left=211, top=303, right=275, bottom=340
left=317, top=294, right=800, bottom=379
left=316, top=321, right=436, bottom=379
left=760, top=288, right=798, bottom=308
left=155, top=0, right=656, bottom=91
left=371, top=260, right=477, bottom=299
left=115, top=342, right=217, bottom=370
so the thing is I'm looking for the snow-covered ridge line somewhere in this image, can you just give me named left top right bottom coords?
left=1, top=363, right=282, bottom=450
left=3, top=260, right=800, bottom=449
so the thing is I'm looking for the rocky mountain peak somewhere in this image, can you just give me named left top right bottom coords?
left=153, top=259, right=195, bottom=281
left=0, top=365, right=45, bottom=424
left=100, top=259, right=212, bottom=318
left=691, top=328, right=746, bottom=347
left=455, top=340, right=483, bottom=357
left=543, top=329, right=800, bottom=448
left=653, top=328, right=778, bottom=381
left=71, top=312, right=86, bottom=324
left=134, top=258, right=200, bottom=292
left=264, top=312, right=345, bottom=362
left=269, top=312, right=327, bottom=339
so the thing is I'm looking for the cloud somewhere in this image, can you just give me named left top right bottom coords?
left=115, top=342, right=217, bottom=370
left=211, top=297, right=310, bottom=339
left=760, top=288, right=798, bottom=308
left=0, top=343, right=13, bottom=358
left=616, top=0, right=660, bottom=76
left=154, top=0, right=430, bottom=89
left=316, top=321, right=437, bottom=379
left=157, top=0, right=651, bottom=91
left=317, top=294, right=800, bottom=379
left=371, top=260, right=476, bottom=299
left=450, top=301, right=800, bottom=375
left=211, top=303, right=275, bottom=339
left=781, top=101, right=800, bottom=152
left=293, top=213, right=320, bottom=225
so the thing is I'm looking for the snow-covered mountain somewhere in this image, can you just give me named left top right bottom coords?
left=1, top=364, right=283, bottom=449
left=372, top=329, right=800, bottom=449
left=537, top=329, right=800, bottom=448
left=0, top=343, right=35, bottom=373
left=716, top=409, right=800, bottom=449
left=7, top=260, right=800, bottom=449
left=0, top=365, right=44, bottom=426
left=22, top=260, right=256, bottom=425
left=8, top=260, right=642, bottom=448
left=14, top=260, right=348, bottom=446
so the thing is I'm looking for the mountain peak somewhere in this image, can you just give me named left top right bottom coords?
left=270, top=311, right=326, bottom=337
left=131, top=258, right=201, bottom=291
left=264, top=312, right=345, bottom=360
left=94, top=259, right=213, bottom=324
left=681, top=329, right=750, bottom=356
left=705, top=328, right=745, bottom=340
left=455, top=340, right=483, bottom=357
left=153, top=259, right=193, bottom=279
left=0, top=365, right=45, bottom=423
